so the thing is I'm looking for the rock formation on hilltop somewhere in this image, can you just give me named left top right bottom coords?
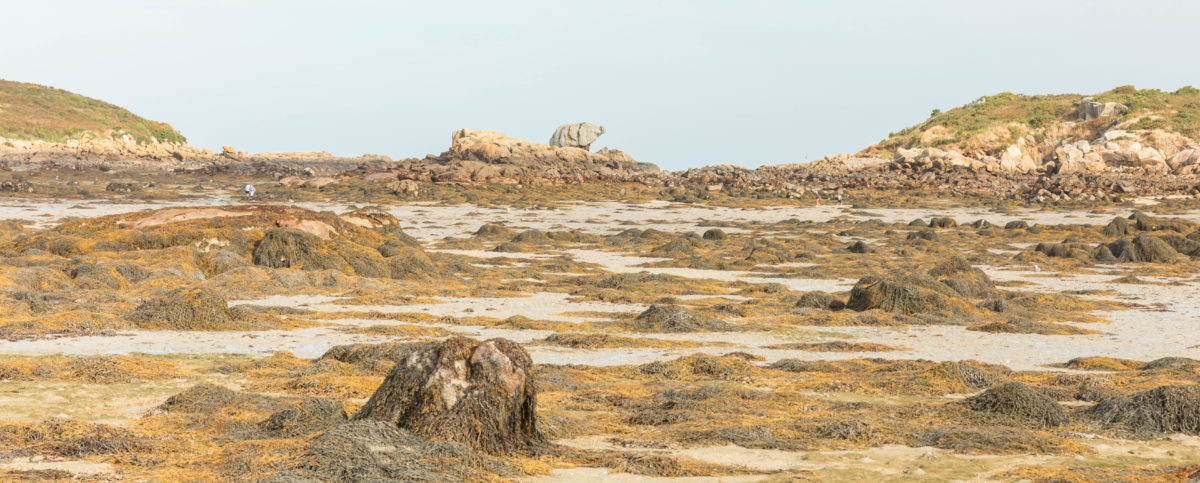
left=859, top=86, right=1200, bottom=176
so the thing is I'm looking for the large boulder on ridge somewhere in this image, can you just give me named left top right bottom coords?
left=548, top=122, right=606, bottom=151
left=353, top=337, right=543, bottom=455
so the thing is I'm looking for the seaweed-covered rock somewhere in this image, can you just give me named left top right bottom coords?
left=638, top=353, right=753, bottom=381
left=928, top=257, right=995, bottom=298
left=127, top=287, right=247, bottom=330
left=1084, top=385, right=1200, bottom=436
left=511, top=230, right=550, bottom=244
left=353, top=337, right=543, bottom=455
left=1103, top=217, right=1133, bottom=237
left=846, top=240, right=873, bottom=253
left=928, top=217, right=957, bottom=228
left=1004, top=220, right=1029, bottom=230
left=964, top=382, right=1067, bottom=429
left=701, top=228, right=728, bottom=241
left=204, top=250, right=250, bottom=275
left=845, top=273, right=966, bottom=315
left=769, top=359, right=844, bottom=373
left=795, top=291, right=845, bottom=310
left=386, top=246, right=438, bottom=280
left=1131, top=212, right=1197, bottom=233
left=650, top=238, right=698, bottom=258
left=474, top=223, right=516, bottom=238
left=1143, top=357, right=1200, bottom=371
left=1098, top=235, right=1184, bottom=263
left=1155, top=234, right=1200, bottom=257
left=907, top=229, right=936, bottom=241
left=66, top=263, right=127, bottom=290
left=633, top=303, right=730, bottom=332
left=1036, top=241, right=1091, bottom=259
left=252, top=228, right=345, bottom=270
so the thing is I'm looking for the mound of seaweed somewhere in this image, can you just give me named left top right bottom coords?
left=265, top=420, right=522, bottom=483
left=637, top=354, right=754, bottom=382
left=158, top=384, right=285, bottom=414
left=633, top=303, right=731, bottom=332
left=926, top=361, right=1005, bottom=392
left=1084, top=385, right=1200, bottom=437
left=258, top=397, right=348, bottom=438
left=353, top=337, right=543, bottom=455
left=538, top=333, right=693, bottom=349
left=0, top=418, right=152, bottom=458
left=916, top=425, right=1075, bottom=454
left=964, top=382, right=1067, bottom=429
left=320, top=342, right=425, bottom=369
left=127, top=287, right=251, bottom=330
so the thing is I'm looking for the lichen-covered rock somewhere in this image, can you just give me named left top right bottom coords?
left=353, top=337, right=543, bottom=455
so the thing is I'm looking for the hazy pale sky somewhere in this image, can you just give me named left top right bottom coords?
left=3, top=1, right=1199, bottom=170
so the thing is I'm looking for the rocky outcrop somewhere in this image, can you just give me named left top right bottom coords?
left=1053, top=142, right=1105, bottom=174
left=888, top=128, right=1191, bottom=178
left=389, top=129, right=662, bottom=184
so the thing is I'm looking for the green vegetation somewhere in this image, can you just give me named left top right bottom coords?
left=868, top=86, right=1200, bottom=156
left=0, top=79, right=185, bottom=144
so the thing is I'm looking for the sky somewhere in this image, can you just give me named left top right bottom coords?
left=2, top=1, right=1199, bottom=171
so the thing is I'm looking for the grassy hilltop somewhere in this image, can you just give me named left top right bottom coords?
left=0, top=79, right=185, bottom=144
left=862, top=85, right=1200, bottom=158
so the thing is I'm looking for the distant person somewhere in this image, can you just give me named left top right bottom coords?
left=837, top=193, right=843, bottom=204
left=244, top=184, right=255, bottom=198
left=814, top=194, right=821, bottom=206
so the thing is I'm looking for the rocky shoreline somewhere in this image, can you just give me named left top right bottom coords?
left=4, top=123, right=1200, bottom=202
